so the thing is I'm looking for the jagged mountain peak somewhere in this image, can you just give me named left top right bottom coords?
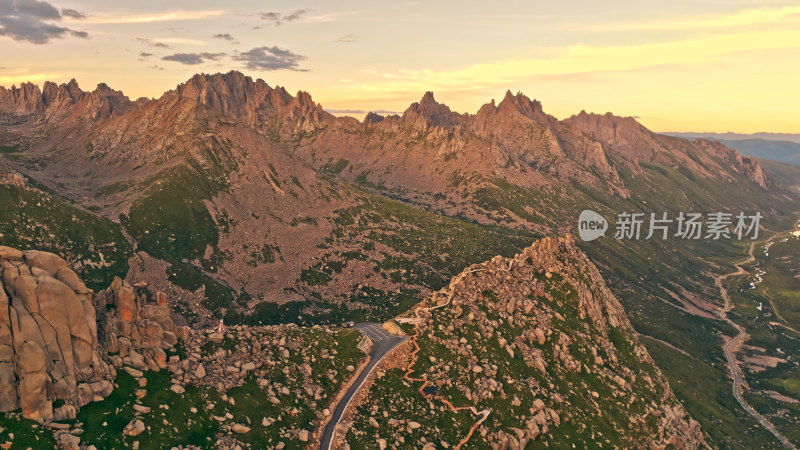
left=565, top=109, right=670, bottom=157
left=65, top=78, right=81, bottom=91
left=0, top=84, right=41, bottom=123
left=497, top=89, right=543, bottom=116
left=419, top=90, right=437, bottom=105
left=469, top=90, right=552, bottom=133
left=472, top=90, right=549, bottom=129
left=178, top=71, right=271, bottom=96
left=692, top=137, right=772, bottom=188
left=0, top=77, right=131, bottom=124
left=94, top=82, right=116, bottom=93
left=171, top=70, right=329, bottom=130
left=363, top=111, right=384, bottom=124
left=0, top=71, right=779, bottom=193
left=400, top=91, right=461, bottom=128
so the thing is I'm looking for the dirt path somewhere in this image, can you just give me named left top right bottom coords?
left=761, top=286, right=800, bottom=332
left=715, top=234, right=796, bottom=449
left=636, top=333, right=699, bottom=360
left=401, top=259, right=514, bottom=449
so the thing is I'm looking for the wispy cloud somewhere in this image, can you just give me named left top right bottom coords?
left=259, top=9, right=308, bottom=26
left=152, top=38, right=207, bottom=46
left=73, top=9, right=225, bottom=25
left=0, top=0, right=89, bottom=44
left=213, top=33, right=234, bottom=41
left=61, top=8, right=87, bottom=20
left=136, top=37, right=206, bottom=48
left=334, top=34, right=357, bottom=43
left=234, top=46, right=307, bottom=71
left=304, top=11, right=356, bottom=23
left=341, top=29, right=800, bottom=98
left=136, top=37, right=168, bottom=48
left=563, top=5, right=800, bottom=32
left=162, top=52, right=226, bottom=65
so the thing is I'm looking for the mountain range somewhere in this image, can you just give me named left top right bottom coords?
left=665, top=132, right=800, bottom=144
left=665, top=133, right=800, bottom=168
left=2, top=71, right=800, bottom=448
left=0, top=71, right=780, bottom=323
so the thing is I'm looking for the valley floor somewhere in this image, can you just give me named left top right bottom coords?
left=716, top=232, right=797, bottom=448
left=722, top=229, right=800, bottom=447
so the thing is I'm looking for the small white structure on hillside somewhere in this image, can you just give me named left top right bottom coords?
left=214, top=318, right=227, bottom=334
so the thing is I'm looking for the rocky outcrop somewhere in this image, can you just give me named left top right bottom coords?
left=0, top=246, right=179, bottom=423
left=363, top=112, right=385, bottom=124
left=692, top=138, right=772, bottom=189
left=0, top=80, right=131, bottom=125
left=0, top=159, right=25, bottom=188
left=564, top=111, right=659, bottom=166
left=95, top=278, right=179, bottom=373
left=0, top=247, right=113, bottom=421
left=470, top=91, right=620, bottom=179
left=0, top=83, right=43, bottom=124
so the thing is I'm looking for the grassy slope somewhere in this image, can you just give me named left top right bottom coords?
left=116, top=137, right=537, bottom=327
left=578, top=164, right=799, bottom=448
left=284, top=193, right=537, bottom=324
left=121, top=143, right=242, bottom=318
left=758, top=158, right=800, bottom=189
left=417, top=159, right=800, bottom=447
left=0, top=413, right=57, bottom=447
left=0, top=182, right=131, bottom=290
left=347, top=256, right=680, bottom=448
left=77, top=328, right=364, bottom=449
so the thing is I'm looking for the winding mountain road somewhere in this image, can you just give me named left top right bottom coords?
left=715, top=235, right=797, bottom=449
left=319, top=261, right=512, bottom=449
left=320, top=323, right=407, bottom=450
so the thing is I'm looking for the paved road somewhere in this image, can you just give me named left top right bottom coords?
left=716, top=236, right=797, bottom=449
left=320, top=323, right=407, bottom=450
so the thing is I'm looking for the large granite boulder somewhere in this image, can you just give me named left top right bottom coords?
left=0, top=247, right=112, bottom=421
left=0, top=246, right=179, bottom=422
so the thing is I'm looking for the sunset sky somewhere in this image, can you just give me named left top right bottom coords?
left=2, top=0, right=799, bottom=133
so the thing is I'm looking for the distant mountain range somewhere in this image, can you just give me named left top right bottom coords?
left=664, top=132, right=800, bottom=167
left=664, top=132, right=800, bottom=143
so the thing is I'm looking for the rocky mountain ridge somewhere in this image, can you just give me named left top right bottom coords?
left=0, top=70, right=787, bottom=341
left=0, top=71, right=772, bottom=196
left=174, top=71, right=332, bottom=133
left=1, top=71, right=796, bottom=448
left=345, top=235, right=708, bottom=448
left=565, top=111, right=772, bottom=189
left=0, top=80, right=132, bottom=125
